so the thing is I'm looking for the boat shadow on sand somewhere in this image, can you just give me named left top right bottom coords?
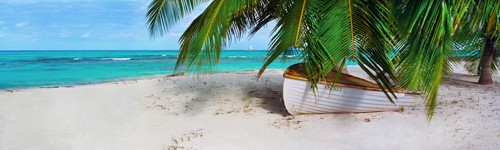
left=163, top=73, right=289, bottom=116
left=241, top=80, right=290, bottom=116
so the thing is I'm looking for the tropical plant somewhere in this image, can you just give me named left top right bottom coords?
left=454, top=0, right=499, bottom=85
left=145, top=0, right=496, bottom=118
left=457, top=40, right=499, bottom=77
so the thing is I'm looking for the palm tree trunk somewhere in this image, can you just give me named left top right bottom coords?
left=478, top=36, right=497, bottom=85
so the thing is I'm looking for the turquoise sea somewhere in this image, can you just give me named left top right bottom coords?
left=0, top=50, right=300, bottom=89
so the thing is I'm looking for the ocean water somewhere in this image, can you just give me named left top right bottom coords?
left=0, top=50, right=301, bottom=89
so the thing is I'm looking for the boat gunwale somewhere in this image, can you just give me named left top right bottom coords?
left=283, top=64, right=419, bottom=95
left=284, top=79, right=416, bottom=100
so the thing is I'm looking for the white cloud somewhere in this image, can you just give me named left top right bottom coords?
left=15, top=21, right=28, bottom=28
left=80, top=33, right=91, bottom=38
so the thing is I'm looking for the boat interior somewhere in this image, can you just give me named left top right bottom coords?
left=284, top=63, right=381, bottom=88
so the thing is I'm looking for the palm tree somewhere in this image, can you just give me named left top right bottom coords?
left=478, top=37, right=499, bottom=84
left=145, top=0, right=494, bottom=118
left=470, top=1, right=500, bottom=85
left=455, top=0, right=499, bottom=85
left=459, top=42, right=499, bottom=81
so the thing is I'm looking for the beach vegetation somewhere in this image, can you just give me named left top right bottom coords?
left=146, top=0, right=499, bottom=118
left=453, top=0, right=499, bottom=85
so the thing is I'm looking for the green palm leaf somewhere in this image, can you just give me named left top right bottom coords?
left=316, top=0, right=397, bottom=101
left=146, top=0, right=211, bottom=37
left=257, top=0, right=312, bottom=77
left=455, top=0, right=500, bottom=76
left=145, top=0, right=498, bottom=118
left=393, top=0, right=457, bottom=119
left=174, top=0, right=258, bottom=73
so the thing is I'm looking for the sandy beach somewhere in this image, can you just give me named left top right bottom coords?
left=0, top=66, right=499, bottom=149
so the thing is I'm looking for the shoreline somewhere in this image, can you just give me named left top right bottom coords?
left=0, top=69, right=287, bottom=91
left=0, top=66, right=499, bottom=149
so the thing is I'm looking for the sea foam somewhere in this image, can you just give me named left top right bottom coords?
left=102, top=58, right=132, bottom=61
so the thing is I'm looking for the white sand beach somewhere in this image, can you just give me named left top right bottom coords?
left=0, top=66, right=499, bottom=149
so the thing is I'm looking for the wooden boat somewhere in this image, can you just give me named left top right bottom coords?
left=283, top=64, right=419, bottom=115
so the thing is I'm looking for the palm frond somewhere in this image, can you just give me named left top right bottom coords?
left=453, top=0, right=499, bottom=76
left=249, top=0, right=286, bottom=36
left=174, top=0, right=259, bottom=73
left=146, top=0, right=210, bottom=37
left=393, top=0, right=456, bottom=119
left=481, top=0, right=500, bottom=37
left=145, top=0, right=497, bottom=119
left=316, top=0, right=397, bottom=101
left=301, top=0, right=333, bottom=88
left=257, top=0, right=312, bottom=77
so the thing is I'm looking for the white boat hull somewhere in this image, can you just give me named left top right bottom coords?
left=283, top=78, right=419, bottom=115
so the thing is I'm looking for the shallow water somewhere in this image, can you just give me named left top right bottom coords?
left=0, top=50, right=303, bottom=89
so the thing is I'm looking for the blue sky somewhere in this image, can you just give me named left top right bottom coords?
left=0, top=0, right=274, bottom=50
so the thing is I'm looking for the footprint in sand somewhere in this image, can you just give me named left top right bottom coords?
left=167, top=129, right=205, bottom=150
left=271, top=116, right=302, bottom=129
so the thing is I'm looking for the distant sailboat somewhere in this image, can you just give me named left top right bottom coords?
left=248, top=45, right=254, bottom=51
